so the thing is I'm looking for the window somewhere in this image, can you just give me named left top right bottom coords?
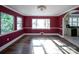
left=32, top=19, right=50, bottom=29
left=68, top=17, right=79, bottom=27
left=17, top=17, right=22, bottom=30
left=1, top=12, right=14, bottom=34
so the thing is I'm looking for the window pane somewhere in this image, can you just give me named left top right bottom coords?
left=69, top=17, right=72, bottom=26
left=1, top=13, right=14, bottom=34
left=45, top=19, right=50, bottom=29
left=73, top=23, right=77, bottom=26
left=37, top=19, right=45, bottom=29
left=78, top=23, right=79, bottom=26
left=32, top=19, right=37, bottom=29
left=69, top=17, right=78, bottom=27
left=73, top=17, right=77, bottom=23
left=72, top=17, right=77, bottom=26
left=69, top=17, right=72, bottom=23
left=32, top=19, right=50, bottom=29
left=17, top=17, right=22, bottom=30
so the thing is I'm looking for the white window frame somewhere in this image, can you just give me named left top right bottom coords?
left=32, top=19, right=50, bottom=29
left=69, top=16, right=79, bottom=27
left=17, top=17, right=22, bottom=30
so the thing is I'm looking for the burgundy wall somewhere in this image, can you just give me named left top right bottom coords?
left=57, top=15, right=64, bottom=35
left=23, top=16, right=62, bottom=34
left=0, top=6, right=24, bottom=47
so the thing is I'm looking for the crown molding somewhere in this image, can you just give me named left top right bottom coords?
left=3, top=5, right=24, bottom=16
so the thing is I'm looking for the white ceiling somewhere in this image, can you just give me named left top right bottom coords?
left=4, top=5, right=79, bottom=16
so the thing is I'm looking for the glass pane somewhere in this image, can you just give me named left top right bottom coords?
left=73, top=17, right=77, bottom=23
left=1, top=13, right=14, bottom=34
left=32, top=19, right=37, bottom=29
left=78, top=18, right=79, bottom=23
left=37, top=19, right=45, bottom=29
left=69, top=17, right=72, bottom=23
left=69, top=17, right=72, bottom=26
left=17, top=17, right=22, bottom=30
left=32, top=19, right=50, bottom=29
left=73, top=23, right=77, bottom=26
left=45, top=19, right=50, bottom=29
left=78, top=23, right=79, bottom=26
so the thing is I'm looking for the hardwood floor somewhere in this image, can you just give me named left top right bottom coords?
left=0, top=35, right=79, bottom=54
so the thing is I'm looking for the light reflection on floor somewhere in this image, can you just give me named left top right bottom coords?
left=31, top=37, right=79, bottom=54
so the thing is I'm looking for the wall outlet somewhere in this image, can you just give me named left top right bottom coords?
left=40, top=32, right=44, bottom=35
left=7, top=38, right=9, bottom=41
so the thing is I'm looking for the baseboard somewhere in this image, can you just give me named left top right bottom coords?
left=57, top=34, right=64, bottom=38
left=23, top=33, right=63, bottom=37
left=23, top=33, right=41, bottom=35
left=0, top=34, right=24, bottom=52
left=23, top=33, right=59, bottom=35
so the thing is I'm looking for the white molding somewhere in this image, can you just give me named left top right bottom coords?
left=0, top=34, right=24, bottom=52
left=57, top=34, right=64, bottom=38
left=3, top=5, right=24, bottom=16
left=23, top=33, right=41, bottom=35
left=24, top=27, right=62, bottom=29
left=24, top=33, right=61, bottom=36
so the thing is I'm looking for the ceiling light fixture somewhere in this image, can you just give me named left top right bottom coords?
left=37, top=5, right=47, bottom=11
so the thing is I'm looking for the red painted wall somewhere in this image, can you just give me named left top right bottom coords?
left=0, top=6, right=23, bottom=47
left=57, top=15, right=63, bottom=35
left=23, top=16, right=62, bottom=34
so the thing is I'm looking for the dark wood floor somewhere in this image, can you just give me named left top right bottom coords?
left=0, top=35, right=79, bottom=54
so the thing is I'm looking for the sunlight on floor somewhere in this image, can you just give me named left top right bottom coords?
left=41, top=39, right=63, bottom=54
left=32, top=39, right=41, bottom=46
left=32, top=38, right=63, bottom=54
left=53, top=40, right=66, bottom=46
left=33, top=47, right=45, bottom=54
left=31, top=37, right=79, bottom=54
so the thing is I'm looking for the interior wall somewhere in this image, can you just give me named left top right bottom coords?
left=23, top=16, right=62, bottom=34
left=0, top=6, right=24, bottom=47
left=57, top=15, right=64, bottom=35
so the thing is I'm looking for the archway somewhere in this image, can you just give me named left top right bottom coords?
left=62, top=10, right=79, bottom=37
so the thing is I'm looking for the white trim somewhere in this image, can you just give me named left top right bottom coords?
left=23, top=33, right=41, bottom=35
left=3, top=5, right=24, bottom=16
left=0, top=34, right=24, bottom=52
left=24, top=27, right=62, bottom=29
left=62, top=16, right=65, bottom=37
left=24, top=33, right=61, bottom=35
left=0, top=29, right=23, bottom=37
